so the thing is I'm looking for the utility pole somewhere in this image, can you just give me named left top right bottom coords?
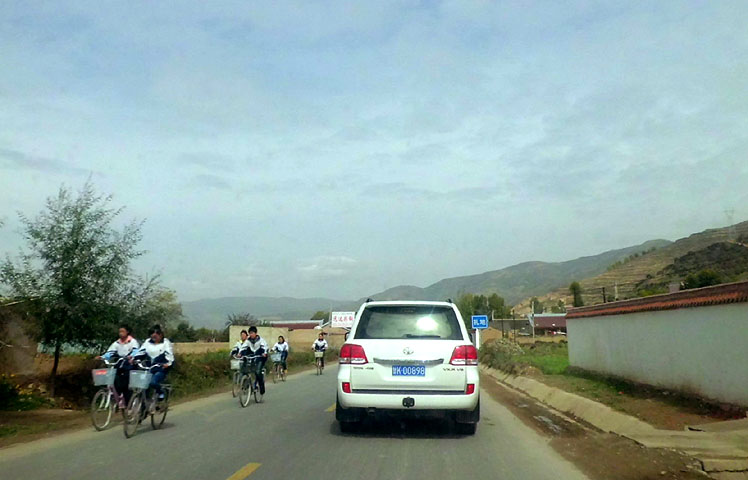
left=530, top=302, right=535, bottom=340
left=602, top=287, right=607, bottom=303
left=614, top=282, right=619, bottom=302
left=725, top=208, right=736, bottom=241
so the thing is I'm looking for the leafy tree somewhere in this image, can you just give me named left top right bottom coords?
left=569, top=281, right=584, bottom=307
left=683, top=269, right=722, bottom=290
left=171, top=321, right=197, bottom=342
left=225, top=312, right=259, bottom=327
left=530, top=297, right=543, bottom=314
left=487, top=293, right=512, bottom=318
left=0, top=182, right=149, bottom=395
left=456, top=293, right=477, bottom=330
left=550, top=300, right=566, bottom=313
left=310, top=310, right=329, bottom=321
left=139, top=289, right=182, bottom=330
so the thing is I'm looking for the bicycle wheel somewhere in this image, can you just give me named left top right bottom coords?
left=91, top=388, right=113, bottom=431
left=232, top=371, right=240, bottom=397
left=239, top=375, right=251, bottom=407
left=151, top=389, right=169, bottom=430
left=316, top=359, right=322, bottom=375
left=123, top=392, right=142, bottom=438
left=250, top=371, right=260, bottom=403
left=272, top=364, right=279, bottom=384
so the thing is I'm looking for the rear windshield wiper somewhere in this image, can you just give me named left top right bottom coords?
left=404, top=334, right=443, bottom=339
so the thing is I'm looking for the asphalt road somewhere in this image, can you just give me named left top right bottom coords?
left=0, top=368, right=588, bottom=480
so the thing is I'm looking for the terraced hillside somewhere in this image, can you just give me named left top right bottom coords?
left=364, top=239, right=671, bottom=305
left=516, top=220, right=748, bottom=312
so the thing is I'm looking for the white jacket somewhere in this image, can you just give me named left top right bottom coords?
left=103, top=336, right=140, bottom=359
left=246, top=336, right=268, bottom=356
left=231, top=340, right=251, bottom=356
left=134, top=338, right=174, bottom=366
left=312, top=339, right=328, bottom=351
left=273, top=342, right=289, bottom=353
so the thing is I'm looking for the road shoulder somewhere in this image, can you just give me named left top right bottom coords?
left=480, top=371, right=708, bottom=480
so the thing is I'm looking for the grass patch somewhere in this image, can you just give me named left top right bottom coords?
left=479, top=340, right=569, bottom=375
left=167, top=348, right=339, bottom=400
left=0, top=374, right=52, bottom=411
left=4, top=348, right=341, bottom=410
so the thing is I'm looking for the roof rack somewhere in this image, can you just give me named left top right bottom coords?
left=366, top=298, right=373, bottom=303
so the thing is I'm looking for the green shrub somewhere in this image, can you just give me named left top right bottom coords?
left=480, top=340, right=569, bottom=375
left=0, top=374, right=51, bottom=411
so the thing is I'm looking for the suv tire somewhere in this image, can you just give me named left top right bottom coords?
left=336, top=396, right=362, bottom=432
left=455, top=422, right=477, bottom=435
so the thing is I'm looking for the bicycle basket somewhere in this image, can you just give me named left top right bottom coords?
left=230, top=359, right=241, bottom=370
left=129, top=370, right=153, bottom=390
left=314, top=351, right=324, bottom=358
left=239, top=358, right=254, bottom=374
left=270, top=352, right=282, bottom=363
left=91, top=368, right=116, bottom=386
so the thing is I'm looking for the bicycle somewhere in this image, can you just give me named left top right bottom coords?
left=230, top=356, right=242, bottom=397
left=90, top=357, right=127, bottom=431
left=314, top=350, right=325, bottom=375
left=123, top=361, right=172, bottom=438
left=270, top=351, right=286, bottom=383
left=238, top=354, right=263, bottom=407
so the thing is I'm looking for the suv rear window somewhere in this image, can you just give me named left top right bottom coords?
left=354, top=305, right=463, bottom=340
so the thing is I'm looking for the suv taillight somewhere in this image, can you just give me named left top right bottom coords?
left=339, top=344, right=368, bottom=365
left=450, top=345, right=478, bottom=366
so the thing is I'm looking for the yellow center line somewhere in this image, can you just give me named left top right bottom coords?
left=227, top=462, right=261, bottom=480
left=325, top=402, right=336, bottom=412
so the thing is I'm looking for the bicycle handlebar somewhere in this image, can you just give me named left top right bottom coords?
left=133, top=359, right=165, bottom=371
left=233, top=354, right=264, bottom=360
left=100, top=357, right=126, bottom=368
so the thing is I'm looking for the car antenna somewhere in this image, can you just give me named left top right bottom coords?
left=446, top=298, right=453, bottom=304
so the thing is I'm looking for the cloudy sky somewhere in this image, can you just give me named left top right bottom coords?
left=1, top=1, right=747, bottom=302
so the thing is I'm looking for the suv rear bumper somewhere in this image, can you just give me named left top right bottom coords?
left=337, top=388, right=479, bottom=411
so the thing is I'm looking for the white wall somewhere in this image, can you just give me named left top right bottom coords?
left=568, top=303, right=748, bottom=406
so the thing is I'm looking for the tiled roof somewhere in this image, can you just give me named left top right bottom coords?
left=567, top=281, right=748, bottom=319
left=533, top=314, right=567, bottom=328
left=270, top=322, right=320, bottom=330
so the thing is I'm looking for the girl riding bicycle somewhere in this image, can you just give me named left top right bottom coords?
left=131, top=324, right=173, bottom=399
left=272, top=336, right=289, bottom=375
left=312, top=333, right=328, bottom=368
left=97, top=324, right=139, bottom=404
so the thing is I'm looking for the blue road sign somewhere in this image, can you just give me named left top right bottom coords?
left=471, top=315, right=489, bottom=329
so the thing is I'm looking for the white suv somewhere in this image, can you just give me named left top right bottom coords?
left=335, top=300, right=480, bottom=434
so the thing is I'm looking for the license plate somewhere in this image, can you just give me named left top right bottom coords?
left=392, top=365, right=426, bottom=377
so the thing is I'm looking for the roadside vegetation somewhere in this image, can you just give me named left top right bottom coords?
left=1, top=349, right=339, bottom=412
left=0, top=182, right=182, bottom=395
left=0, top=374, right=51, bottom=411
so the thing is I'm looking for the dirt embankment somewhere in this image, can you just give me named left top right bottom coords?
left=481, top=373, right=707, bottom=480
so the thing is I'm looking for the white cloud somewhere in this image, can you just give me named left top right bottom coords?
left=298, top=256, right=358, bottom=281
left=1, top=1, right=747, bottom=301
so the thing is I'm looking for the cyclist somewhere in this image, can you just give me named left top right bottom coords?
left=246, top=326, right=268, bottom=400
left=312, top=332, right=328, bottom=369
left=97, top=324, right=139, bottom=404
left=131, top=324, right=174, bottom=400
left=272, top=336, right=290, bottom=376
left=231, top=329, right=251, bottom=357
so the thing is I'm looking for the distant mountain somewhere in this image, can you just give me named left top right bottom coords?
left=182, top=296, right=350, bottom=329
left=363, top=239, right=672, bottom=305
left=517, top=220, right=748, bottom=312
left=183, top=223, right=748, bottom=327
